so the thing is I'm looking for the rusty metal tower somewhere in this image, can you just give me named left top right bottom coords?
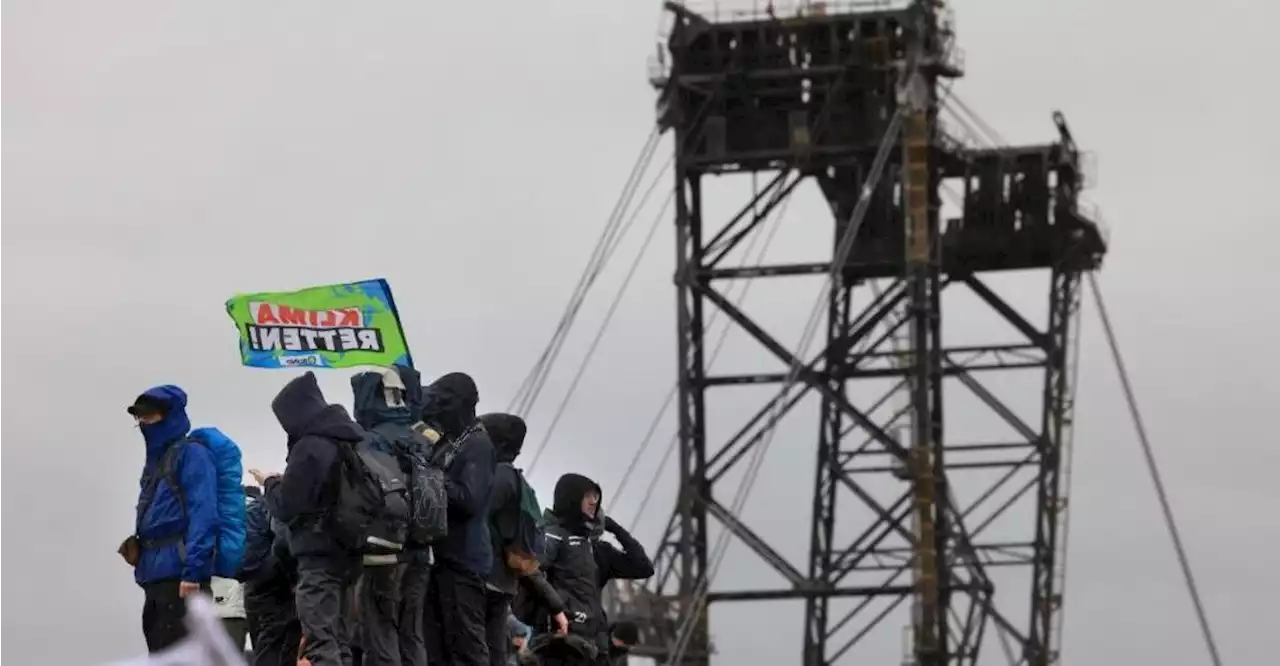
left=607, top=2, right=1108, bottom=664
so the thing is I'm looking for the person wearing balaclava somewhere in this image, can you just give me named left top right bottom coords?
left=256, top=372, right=365, bottom=666
left=479, top=413, right=569, bottom=666
left=532, top=474, right=655, bottom=666
left=375, top=365, right=435, bottom=666
left=419, top=372, right=496, bottom=666
left=348, top=364, right=434, bottom=666
left=122, top=385, right=219, bottom=654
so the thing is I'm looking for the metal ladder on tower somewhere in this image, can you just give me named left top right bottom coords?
left=1046, top=275, right=1085, bottom=664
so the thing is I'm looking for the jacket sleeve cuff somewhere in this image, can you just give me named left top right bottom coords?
left=182, top=568, right=211, bottom=583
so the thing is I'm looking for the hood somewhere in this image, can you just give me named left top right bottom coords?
left=420, top=372, right=479, bottom=438
left=478, top=413, right=526, bottom=463
left=136, top=385, right=192, bottom=459
left=351, top=365, right=420, bottom=430
left=271, top=371, right=364, bottom=448
left=551, top=472, right=603, bottom=529
left=543, top=506, right=605, bottom=539
left=397, top=365, right=425, bottom=415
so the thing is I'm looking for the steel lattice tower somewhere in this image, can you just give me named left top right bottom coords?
left=606, top=2, right=1107, bottom=665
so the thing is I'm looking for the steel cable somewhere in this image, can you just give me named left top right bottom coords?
left=512, top=133, right=659, bottom=416
left=509, top=127, right=663, bottom=416
left=934, top=90, right=1217, bottom=666
left=515, top=0, right=887, bottom=482
left=946, top=92, right=1006, bottom=147
left=524, top=179, right=676, bottom=473
left=1087, top=272, right=1224, bottom=666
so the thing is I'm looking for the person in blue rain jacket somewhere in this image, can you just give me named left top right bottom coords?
left=120, top=384, right=219, bottom=654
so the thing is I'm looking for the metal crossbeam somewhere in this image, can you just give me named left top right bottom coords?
left=605, top=2, right=1107, bottom=664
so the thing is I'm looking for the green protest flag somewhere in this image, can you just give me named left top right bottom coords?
left=225, top=278, right=413, bottom=369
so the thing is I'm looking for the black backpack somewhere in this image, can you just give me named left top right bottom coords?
left=328, top=434, right=412, bottom=554
left=369, top=421, right=449, bottom=545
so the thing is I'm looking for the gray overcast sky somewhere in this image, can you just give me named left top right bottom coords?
left=3, top=0, right=1277, bottom=664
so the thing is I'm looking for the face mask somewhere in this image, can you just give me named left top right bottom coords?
left=383, top=386, right=406, bottom=407
left=381, top=369, right=407, bottom=407
left=133, top=412, right=163, bottom=428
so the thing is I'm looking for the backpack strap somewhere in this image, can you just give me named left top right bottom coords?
left=492, top=462, right=520, bottom=541
left=161, top=440, right=190, bottom=523
left=437, top=422, right=483, bottom=468
left=137, top=439, right=196, bottom=557
left=138, top=441, right=187, bottom=523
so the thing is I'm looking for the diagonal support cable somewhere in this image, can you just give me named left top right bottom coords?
left=1087, top=271, right=1223, bottom=666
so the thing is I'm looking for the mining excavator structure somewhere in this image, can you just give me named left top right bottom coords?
left=603, top=2, right=1108, bottom=665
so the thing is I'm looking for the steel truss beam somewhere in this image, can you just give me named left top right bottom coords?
left=623, top=151, right=1089, bottom=665
left=606, top=5, right=1103, bottom=665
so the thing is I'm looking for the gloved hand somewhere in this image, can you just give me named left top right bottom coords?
left=603, top=515, right=623, bottom=534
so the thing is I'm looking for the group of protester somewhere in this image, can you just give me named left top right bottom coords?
left=119, top=366, right=654, bottom=666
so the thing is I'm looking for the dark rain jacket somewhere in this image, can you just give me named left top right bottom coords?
left=421, top=372, right=495, bottom=576
left=133, top=385, right=219, bottom=585
left=241, top=490, right=294, bottom=590
left=480, top=413, right=566, bottom=616
left=351, top=364, right=432, bottom=558
left=263, top=371, right=366, bottom=560
left=239, top=492, right=274, bottom=583
left=538, top=474, right=655, bottom=648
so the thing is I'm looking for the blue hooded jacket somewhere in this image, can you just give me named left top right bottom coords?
left=134, top=385, right=218, bottom=585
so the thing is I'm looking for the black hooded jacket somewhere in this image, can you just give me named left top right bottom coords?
left=538, top=473, right=655, bottom=646
left=263, top=371, right=366, bottom=560
left=481, top=412, right=527, bottom=593
left=421, top=372, right=495, bottom=575
left=480, top=413, right=565, bottom=615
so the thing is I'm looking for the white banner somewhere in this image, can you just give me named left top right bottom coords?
left=103, top=595, right=246, bottom=666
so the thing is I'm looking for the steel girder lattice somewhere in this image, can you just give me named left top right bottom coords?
left=618, top=182, right=1099, bottom=666
left=605, top=3, right=1108, bottom=665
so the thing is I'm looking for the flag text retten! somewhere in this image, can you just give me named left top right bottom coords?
left=244, top=302, right=384, bottom=353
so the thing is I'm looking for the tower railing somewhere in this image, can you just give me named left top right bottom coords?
left=677, top=0, right=908, bottom=24
left=1075, top=200, right=1110, bottom=247
left=648, top=1, right=965, bottom=91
